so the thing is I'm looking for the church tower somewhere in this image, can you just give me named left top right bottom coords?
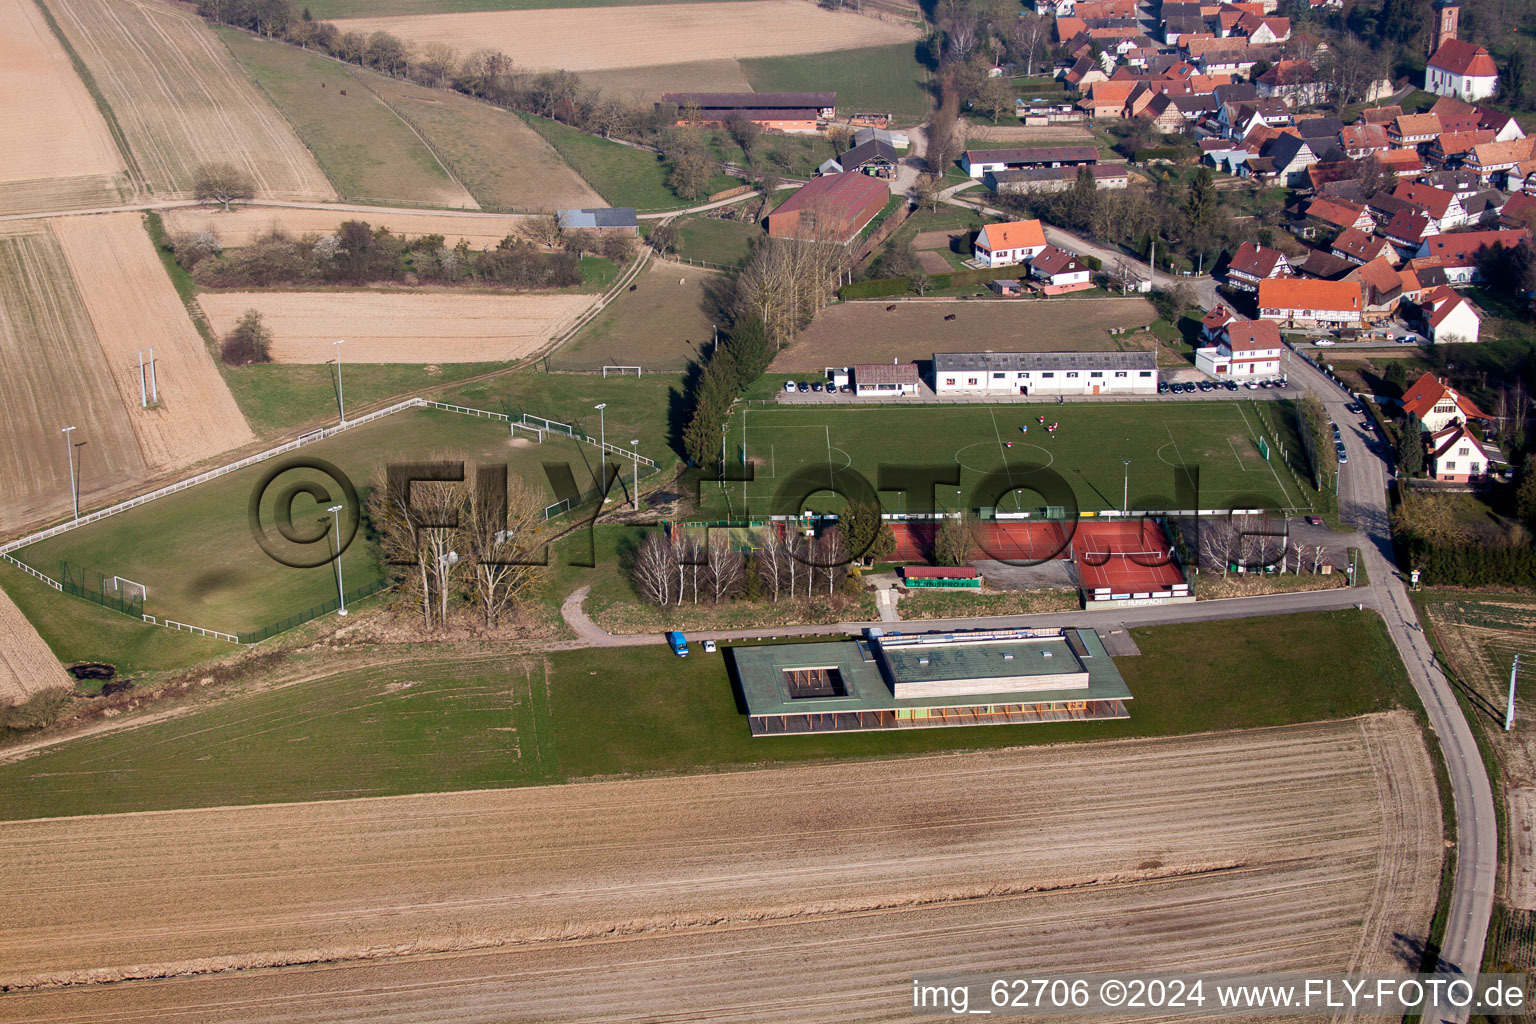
left=1431, top=0, right=1460, bottom=56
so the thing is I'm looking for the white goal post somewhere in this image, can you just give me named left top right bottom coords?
left=510, top=422, right=545, bottom=442
left=111, top=576, right=148, bottom=601
left=602, top=365, right=643, bottom=377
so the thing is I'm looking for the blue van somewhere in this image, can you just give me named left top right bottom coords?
left=666, top=631, right=689, bottom=657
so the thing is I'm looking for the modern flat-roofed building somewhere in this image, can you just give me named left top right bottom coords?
left=932, top=351, right=1157, bottom=396
left=734, top=626, right=1133, bottom=736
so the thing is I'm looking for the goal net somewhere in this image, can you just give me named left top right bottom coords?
left=111, top=576, right=148, bottom=602
left=510, top=422, right=545, bottom=443
left=602, top=365, right=643, bottom=377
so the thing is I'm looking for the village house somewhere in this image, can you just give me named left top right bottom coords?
left=1417, top=285, right=1482, bottom=342
left=1258, top=277, right=1364, bottom=327
left=1416, top=228, right=1530, bottom=283
left=1029, top=245, right=1095, bottom=293
left=972, top=220, right=1049, bottom=268
left=1426, top=421, right=1503, bottom=481
left=1388, top=113, right=1444, bottom=149
left=1347, top=257, right=1406, bottom=323
left=1331, top=227, right=1398, bottom=266
left=961, top=146, right=1099, bottom=178
left=1225, top=241, right=1292, bottom=290
left=1194, top=318, right=1284, bottom=378
left=1402, top=371, right=1492, bottom=431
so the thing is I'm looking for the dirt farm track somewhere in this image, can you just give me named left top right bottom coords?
left=331, top=1, right=920, bottom=72
left=0, top=714, right=1439, bottom=1022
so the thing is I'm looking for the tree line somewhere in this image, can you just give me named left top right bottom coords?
left=167, top=216, right=634, bottom=289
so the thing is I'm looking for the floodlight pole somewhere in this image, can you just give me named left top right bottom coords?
left=334, top=339, right=346, bottom=425
left=1508, top=654, right=1520, bottom=731
left=149, top=346, right=157, bottom=404
left=1122, top=459, right=1131, bottom=514
left=138, top=351, right=147, bottom=408
left=328, top=504, right=347, bottom=615
left=61, top=426, right=78, bottom=519
left=594, top=402, right=606, bottom=452
left=631, top=440, right=640, bottom=510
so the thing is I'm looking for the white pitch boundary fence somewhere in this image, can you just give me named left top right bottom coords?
left=142, top=614, right=240, bottom=644
left=1, top=551, right=62, bottom=590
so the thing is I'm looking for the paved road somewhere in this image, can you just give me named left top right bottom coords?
left=1281, top=346, right=1496, bottom=1011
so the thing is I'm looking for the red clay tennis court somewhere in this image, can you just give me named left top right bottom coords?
left=888, top=518, right=1187, bottom=601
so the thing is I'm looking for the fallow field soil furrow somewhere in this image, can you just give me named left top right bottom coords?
left=0, top=223, right=150, bottom=527
left=51, top=213, right=253, bottom=470
left=0, top=714, right=1441, bottom=1023
left=0, top=0, right=127, bottom=215
left=41, top=0, right=334, bottom=201
left=330, top=1, right=921, bottom=72
left=197, top=290, right=599, bottom=363
left=0, top=586, right=70, bottom=707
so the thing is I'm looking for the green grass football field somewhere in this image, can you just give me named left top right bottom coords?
left=14, top=408, right=605, bottom=636
left=702, top=400, right=1316, bottom=519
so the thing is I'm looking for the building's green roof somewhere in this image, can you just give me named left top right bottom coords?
left=732, top=628, right=1132, bottom=719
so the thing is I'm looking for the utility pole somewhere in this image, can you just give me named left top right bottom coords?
left=61, top=426, right=78, bottom=519
left=1508, top=654, right=1520, bottom=732
left=149, top=346, right=157, bottom=404
left=138, top=351, right=147, bottom=408
left=333, top=339, right=346, bottom=425
left=1122, top=459, right=1131, bottom=514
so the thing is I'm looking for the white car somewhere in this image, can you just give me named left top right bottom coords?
left=782, top=380, right=795, bottom=392
left=1315, top=339, right=1336, bottom=347
left=703, top=639, right=717, bottom=653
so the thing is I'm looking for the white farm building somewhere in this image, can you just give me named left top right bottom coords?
left=931, top=351, right=1157, bottom=397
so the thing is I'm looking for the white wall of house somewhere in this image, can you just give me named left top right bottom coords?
left=933, top=367, right=1157, bottom=396
left=1195, top=345, right=1282, bottom=377
left=1432, top=438, right=1487, bottom=480
left=974, top=242, right=1047, bottom=267
left=1259, top=304, right=1363, bottom=327
left=1431, top=302, right=1481, bottom=343
left=1034, top=266, right=1093, bottom=287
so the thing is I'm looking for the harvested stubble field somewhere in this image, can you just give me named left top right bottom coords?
left=579, top=58, right=755, bottom=102
left=0, top=715, right=1440, bottom=1021
left=0, top=224, right=150, bottom=527
left=0, top=587, right=70, bottom=707
left=42, top=0, right=334, bottom=202
left=0, top=0, right=126, bottom=215
left=219, top=29, right=475, bottom=209
left=198, top=290, right=598, bottom=363
left=359, top=67, right=601, bottom=209
left=53, top=213, right=253, bottom=470
left=552, top=258, right=723, bottom=369
left=770, top=297, right=1158, bottom=371
left=163, top=205, right=535, bottom=249
left=331, top=1, right=920, bottom=71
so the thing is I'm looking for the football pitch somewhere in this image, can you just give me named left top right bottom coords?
left=704, top=400, right=1315, bottom=519
left=14, top=408, right=605, bottom=637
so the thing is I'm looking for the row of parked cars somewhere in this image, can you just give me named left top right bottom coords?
left=784, top=380, right=851, bottom=395
left=1159, top=377, right=1288, bottom=394
left=1331, top=419, right=1349, bottom=464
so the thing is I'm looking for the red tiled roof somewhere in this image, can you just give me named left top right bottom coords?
left=1419, top=229, right=1529, bottom=264
left=1258, top=277, right=1362, bottom=312
left=1032, top=244, right=1087, bottom=276
left=976, top=220, right=1047, bottom=252
left=1402, top=371, right=1490, bottom=421
left=1428, top=39, right=1499, bottom=78
left=769, top=172, right=888, bottom=222
left=1223, top=319, right=1281, bottom=351
left=1393, top=181, right=1455, bottom=219
left=1227, top=241, right=1286, bottom=278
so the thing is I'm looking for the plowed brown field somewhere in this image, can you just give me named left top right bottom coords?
left=0, top=714, right=1441, bottom=1021
left=52, top=214, right=252, bottom=469
left=0, top=587, right=68, bottom=706
left=198, top=290, right=597, bottom=363
left=162, top=206, right=536, bottom=249
left=0, top=0, right=127, bottom=214
left=43, top=0, right=334, bottom=201
left=332, top=1, right=920, bottom=72
left=0, top=223, right=150, bottom=526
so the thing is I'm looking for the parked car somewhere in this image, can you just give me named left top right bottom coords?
left=1197, top=380, right=1213, bottom=391
left=1158, top=381, right=1170, bottom=393
left=703, top=639, right=717, bottom=653
left=797, top=382, right=809, bottom=393
left=1258, top=379, right=1272, bottom=388
left=1224, top=380, right=1239, bottom=391
left=1315, top=338, right=1336, bottom=346
left=811, top=382, right=823, bottom=392
left=1305, top=515, right=1324, bottom=526
left=1275, top=379, right=1288, bottom=389
left=1243, top=380, right=1259, bottom=389
left=1345, top=402, right=1362, bottom=414
left=1338, top=450, right=1349, bottom=464
left=840, top=385, right=852, bottom=394
left=783, top=380, right=795, bottom=393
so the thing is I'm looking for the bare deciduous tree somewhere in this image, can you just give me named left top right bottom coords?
left=195, top=162, right=256, bottom=212
left=464, top=472, right=548, bottom=627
